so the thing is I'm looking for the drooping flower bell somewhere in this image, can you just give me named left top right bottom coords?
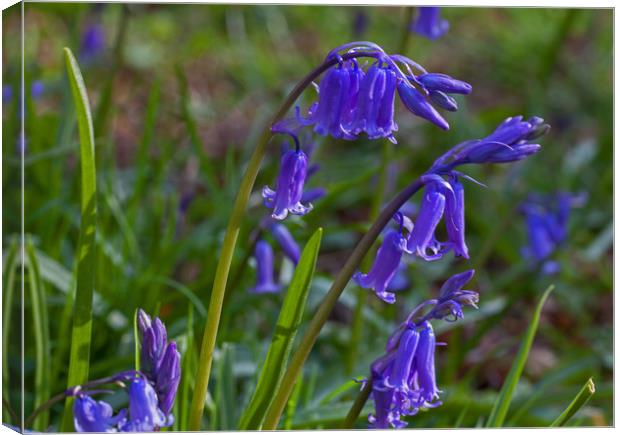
left=443, top=175, right=469, bottom=259
left=368, top=271, right=478, bottom=429
left=406, top=181, right=447, bottom=261
left=354, top=229, right=408, bottom=304
left=249, top=240, right=281, bottom=294
left=73, top=394, right=127, bottom=432
left=411, top=7, right=449, bottom=40
left=263, top=149, right=313, bottom=220
left=270, top=223, right=301, bottom=264
left=137, top=310, right=181, bottom=417
left=119, top=377, right=169, bottom=432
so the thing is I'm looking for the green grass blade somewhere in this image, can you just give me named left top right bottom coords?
left=178, top=305, right=195, bottom=431
left=238, top=228, right=323, bottom=430
left=550, top=377, right=595, bottom=427
left=215, top=343, right=236, bottom=430
left=2, top=239, right=18, bottom=422
left=60, top=47, right=99, bottom=432
left=25, top=239, right=51, bottom=431
left=486, top=285, right=554, bottom=427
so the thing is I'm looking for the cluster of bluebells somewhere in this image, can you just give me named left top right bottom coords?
left=368, top=270, right=478, bottom=428
left=70, top=310, right=180, bottom=432
left=262, top=41, right=471, bottom=222
left=520, top=191, right=585, bottom=274
left=411, top=7, right=449, bottom=40
left=355, top=115, right=549, bottom=304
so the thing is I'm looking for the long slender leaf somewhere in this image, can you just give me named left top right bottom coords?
left=25, top=239, right=51, bottom=431
left=550, top=377, right=595, bottom=427
left=178, top=305, right=195, bottom=431
left=61, top=47, right=99, bottom=431
left=215, top=343, right=236, bottom=430
left=486, top=285, right=554, bottom=427
left=2, top=240, right=18, bottom=422
left=238, top=228, right=323, bottom=430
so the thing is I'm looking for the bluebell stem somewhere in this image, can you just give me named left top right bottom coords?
left=119, top=377, right=169, bottom=431
left=249, top=240, right=281, bottom=294
left=291, top=41, right=471, bottom=139
left=368, top=270, right=478, bottom=428
left=137, top=310, right=181, bottom=416
left=270, top=223, right=301, bottom=264
left=73, top=394, right=127, bottom=432
left=411, top=7, right=449, bottom=40
left=354, top=229, right=408, bottom=304
left=263, top=149, right=313, bottom=220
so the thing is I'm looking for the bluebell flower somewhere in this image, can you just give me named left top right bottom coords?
left=74, top=394, right=127, bottom=432
left=406, top=181, right=446, bottom=260
left=301, top=187, right=326, bottom=203
left=292, top=41, right=471, bottom=139
left=349, top=64, right=399, bottom=143
left=119, top=377, right=168, bottom=432
left=137, top=310, right=181, bottom=416
left=270, top=223, right=301, bottom=264
left=387, top=263, right=410, bottom=292
left=263, top=149, right=313, bottom=220
left=354, top=229, right=408, bottom=304
left=397, top=82, right=449, bottom=130
left=31, top=80, right=44, bottom=99
left=411, top=7, right=449, bottom=40
left=368, top=271, right=478, bottom=428
left=3, top=85, right=12, bottom=103
left=520, top=192, right=584, bottom=274
left=352, top=10, right=369, bottom=38
left=431, top=116, right=549, bottom=171
left=443, top=175, right=469, bottom=258
left=249, top=240, right=281, bottom=294
left=80, top=24, right=106, bottom=63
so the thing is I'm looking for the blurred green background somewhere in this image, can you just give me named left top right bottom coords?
left=2, top=3, right=613, bottom=430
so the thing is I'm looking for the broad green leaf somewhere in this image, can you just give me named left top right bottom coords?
left=486, top=285, right=554, bottom=427
left=550, top=377, right=595, bottom=427
left=61, top=47, right=99, bottom=432
left=238, top=228, right=323, bottom=430
left=26, top=240, right=51, bottom=431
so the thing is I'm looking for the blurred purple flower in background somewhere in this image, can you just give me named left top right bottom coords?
left=80, top=23, right=106, bottom=63
left=3, top=84, right=12, bottom=103
left=31, top=80, right=44, bottom=99
left=352, top=10, right=369, bottom=38
left=520, top=191, right=586, bottom=274
left=270, top=223, right=301, bottom=265
left=249, top=240, right=281, bottom=294
left=411, top=7, right=449, bottom=40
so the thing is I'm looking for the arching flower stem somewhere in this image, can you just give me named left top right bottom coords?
left=262, top=177, right=426, bottom=429
left=188, top=50, right=397, bottom=431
